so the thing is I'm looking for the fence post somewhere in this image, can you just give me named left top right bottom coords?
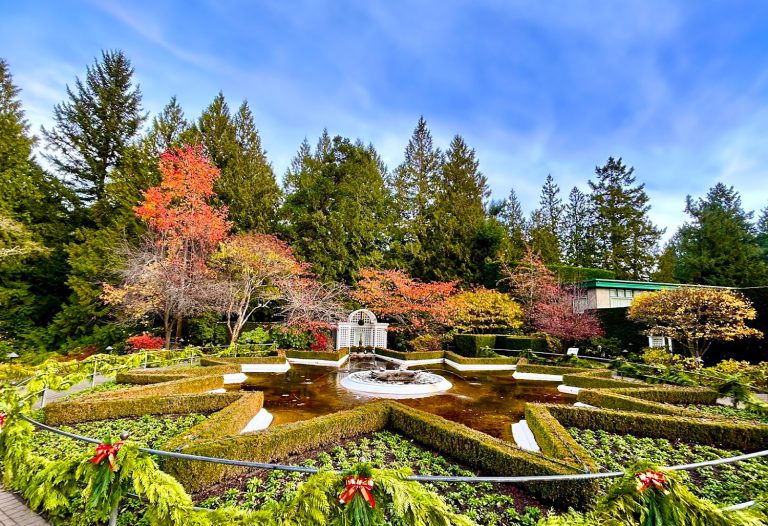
left=40, top=385, right=47, bottom=408
left=91, top=358, right=98, bottom=388
left=143, top=352, right=148, bottom=369
left=108, top=499, right=120, bottom=526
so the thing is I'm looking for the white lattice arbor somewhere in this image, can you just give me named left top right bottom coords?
left=336, top=309, right=388, bottom=350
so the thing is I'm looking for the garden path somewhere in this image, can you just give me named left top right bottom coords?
left=0, top=488, right=50, bottom=526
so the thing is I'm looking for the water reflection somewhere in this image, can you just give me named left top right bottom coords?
left=240, top=359, right=574, bottom=442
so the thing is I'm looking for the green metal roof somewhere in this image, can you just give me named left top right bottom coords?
left=577, top=279, right=681, bottom=291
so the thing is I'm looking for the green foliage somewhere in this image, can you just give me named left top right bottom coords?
left=496, top=335, right=548, bottom=353
left=453, top=334, right=497, bottom=357
left=676, top=183, right=767, bottom=287
left=588, top=157, right=663, bottom=280
left=407, top=334, right=442, bottom=353
left=373, top=348, right=445, bottom=361
left=239, top=327, right=271, bottom=344
left=443, top=351, right=516, bottom=365
left=282, top=132, right=393, bottom=282
left=524, top=404, right=597, bottom=470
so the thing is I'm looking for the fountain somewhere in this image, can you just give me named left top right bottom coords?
left=341, top=365, right=452, bottom=396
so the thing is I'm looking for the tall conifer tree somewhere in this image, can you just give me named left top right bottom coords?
left=676, top=183, right=766, bottom=286
left=498, top=188, right=527, bottom=261
left=562, top=186, right=597, bottom=267
left=588, top=157, right=662, bottom=279
left=528, top=174, right=564, bottom=264
left=43, top=50, right=145, bottom=208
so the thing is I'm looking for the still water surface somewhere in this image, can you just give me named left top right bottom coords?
left=241, top=358, right=573, bottom=442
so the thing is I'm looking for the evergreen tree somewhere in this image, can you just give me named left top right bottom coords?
left=497, top=188, right=527, bottom=261
left=192, top=93, right=280, bottom=232
left=757, top=207, right=768, bottom=265
left=0, top=59, right=71, bottom=347
left=562, top=186, right=597, bottom=267
left=588, top=157, right=663, bottom=279
left=388, top=116, right=442, bottom=271
left=418, top=134, right=489, bottom=281
left=652, top=240, right=679, bottom=283
left=527, top=174, right=564, bottom=264
left=42, top=50, right=145, bottom=208
left=282, top=133, right=392, bottom=282
left=675, top=183, right=767, bottom=286
left=144, top=96, right=189, bottom=155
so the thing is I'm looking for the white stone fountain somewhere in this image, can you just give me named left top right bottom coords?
left=341, top=367, right=452, bottom=396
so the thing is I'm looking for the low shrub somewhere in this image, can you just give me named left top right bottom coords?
left=576, top=389, right=712, bottom=417
left=125, top=333, right=165, bottom=351
left=542, top=403, right=768, bottom=452
left=374, top=348, right=445, bottom=361
left=453, top=334, right=497, bottom=357
left=165, top=402, right=392, bottom=491
left=284, top=349, right=348, bottom=361
left=116, top=364, right=239, bottom=384
left=563, top=372, right=647, bottom=389
left=496, top=335, right=547, bottom=353
left=164, top=392, right=264, bottom=450
left=524, top=404, right=597, bottom=471
left=443, top=351, right=517, bottom=365
left=408, top=334, right=443, bottom=353
left=45, top=392, right=242, bottom=425
left=201, top=355, right=286, bottom=366
left=516, top=364, right=595, bottom=376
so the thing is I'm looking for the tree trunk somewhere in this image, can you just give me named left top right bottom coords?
left=176, top=317, right=183, bottom=347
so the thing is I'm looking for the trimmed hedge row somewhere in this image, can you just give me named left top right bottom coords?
left=496, top=335, right=548, bottom=353
left=374, top=348, right=445, bottom=361
left=200, top=356, right=287, bottom=366
left=164, top=392, right=264, bottom=450
left=453, top=334, right=497, bottom=357
left=516, top=364, right=595, bottom=376
left=615, top=386, right=718, bottom=405
left=443, top=351, right=518, bottom=365
left=524, top=404, right=598, bottom=471
left=386, top=404, right=597, bottom=508
left=165, top=402, right=392, bottom=491
left=542, top=403, right=768, bottom=452
left=116, top=364, right=238, bottom=384
left=164, top=400, right=597, bottom=508
left=562, top=373, right=647, bottom=389
left=576, top=389, right=711, bottom=417
left=45, top=392, right=243, bottom=425
left=285, top=349, right=349, bottom=361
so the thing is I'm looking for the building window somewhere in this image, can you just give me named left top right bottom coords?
left=648, top=335, right=673, bottom=350
left=609, top=288, right=634, bottom=307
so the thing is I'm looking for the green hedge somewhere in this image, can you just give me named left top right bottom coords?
left=45, top=392, right=242, bottom=426
left=374, top=348, right=445, bottom=361
left=542, top=403, right=768, bottom=452
left=576, top=389, right=711, bottom=417
left=386, top=404, right=597, bottom=508
left=165, top=401, right=597, bottom=508
left=165, top=402, right=392, bottom=491
left=285, top=349, right=349, bottom=361
left=562, top=373, right=645, bottom=389
left=164, top=392, right=264, bottom=450
left=516, top=364, right=595, bottom=376
left=453, top=334, right=497, bottom=357
left=200, top=356, right=287, bottom=366
left=443, top=351, right=517, bottom=365
left=116, top=365, right=238, bottom=384
left=496, top=336, right=548, bottom=353
left=524, top=404, right=597, bottom=471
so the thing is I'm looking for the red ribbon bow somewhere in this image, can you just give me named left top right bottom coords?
left=0, top=413, right=6, bottom=432
left=90, top=442, right=123, bottom=471
left=636, top=470, right=667, bottom=493
left=338, top=476, right=376, bottom=508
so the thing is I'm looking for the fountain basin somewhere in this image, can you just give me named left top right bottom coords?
left=340, top=370, right=452, bottom=396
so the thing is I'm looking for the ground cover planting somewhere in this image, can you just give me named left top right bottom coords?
left=195, top=430, right=545, bottom=526
left=568, top=428, right=768, bottom=506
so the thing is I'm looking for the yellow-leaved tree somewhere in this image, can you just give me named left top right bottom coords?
left=443, top=288, right=523, bottom=334
left=627, top=287, right=762, bottom=360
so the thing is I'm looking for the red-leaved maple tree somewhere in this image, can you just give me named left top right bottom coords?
left=352, top=268, right=457, bottom=335
left=106, top=146, right=232, bottom=347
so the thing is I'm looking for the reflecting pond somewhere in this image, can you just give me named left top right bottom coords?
left=241, top=357, right=573, bottom=442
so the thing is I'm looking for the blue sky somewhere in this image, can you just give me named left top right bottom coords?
left=3, top=0, right=768, bottom=237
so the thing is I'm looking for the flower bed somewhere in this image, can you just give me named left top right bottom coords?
left=195, top=430, right=545, bottom=526
left=568, top=428, right=768, bottom=506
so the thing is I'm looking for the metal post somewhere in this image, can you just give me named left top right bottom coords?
left=40, top=386, right=47, bottom=408
left=108, top=499, right=119, bottom=526
left=91, top=358, right=98, bottom=388
left=143, top=352, right=148, bottom=369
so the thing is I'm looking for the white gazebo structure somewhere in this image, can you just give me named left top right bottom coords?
left=336, top=309, right=388, bottom=350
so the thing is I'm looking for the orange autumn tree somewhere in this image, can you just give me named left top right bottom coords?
left=352, top=268, right=457, bottom=335
left=106, top=145, right=231, bottom=347
left=211, top=233, right=305, bottom=345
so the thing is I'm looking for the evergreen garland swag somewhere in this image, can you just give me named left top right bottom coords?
left=0, top=386, right=476, bottom=526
